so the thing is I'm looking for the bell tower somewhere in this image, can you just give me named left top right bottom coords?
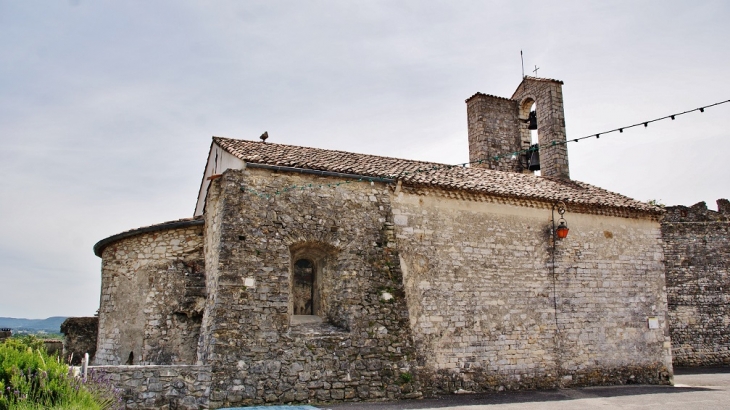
left=511, top=77, right=570, bottom=180
left=467, top=77, right=570, bottom=180
left=466, top=93, right=523, bottom=173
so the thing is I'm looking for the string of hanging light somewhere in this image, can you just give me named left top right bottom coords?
left=559, top=98, right=730, bottom=145
left=465, top=98, right=730, bottom=164
left=238, top=98, right=729, bottom=199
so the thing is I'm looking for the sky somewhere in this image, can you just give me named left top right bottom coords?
left=1, top=0, right=728, bottom=319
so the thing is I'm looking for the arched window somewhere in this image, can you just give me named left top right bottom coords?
left=292, top=258, right=316, bottom=315
left=289, top=241, right=339, bottom=325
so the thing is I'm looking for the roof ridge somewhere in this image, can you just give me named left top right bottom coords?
left=213, top=136, right=453, bottom=167
left=465, top=92, right=515, bottom=103
left=522, top=76, right=564, bottom=85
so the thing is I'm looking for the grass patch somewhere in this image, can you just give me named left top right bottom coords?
left=0, top=336, right=120, bottom=410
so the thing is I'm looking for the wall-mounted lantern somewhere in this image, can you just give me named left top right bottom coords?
left=556, top=220, right=569, bottom=239
left=549, top=201, right=569, bottom=334
left=552, top=201, right=569, bottom=240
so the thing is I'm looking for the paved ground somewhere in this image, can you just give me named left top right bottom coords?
left=322, top=367, right=730, bottom=410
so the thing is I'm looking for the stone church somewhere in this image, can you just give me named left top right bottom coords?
left=91, top=77, right=675, bottom=409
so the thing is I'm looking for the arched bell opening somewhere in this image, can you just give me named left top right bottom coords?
left=528, top=102, right=538, bottom=144
left=519, top=98, right=541, bottom=175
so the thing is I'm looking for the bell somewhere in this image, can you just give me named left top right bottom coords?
left=528, top=145, right=540, bottom=171
left=527, top=111, right=538, bottom=130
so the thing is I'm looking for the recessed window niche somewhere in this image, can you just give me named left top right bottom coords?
left=292, top=258, right=316, bottom=315
left=289, top=242, right=340, bottom=327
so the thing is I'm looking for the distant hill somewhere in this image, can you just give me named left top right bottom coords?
left=0, top=317, right=67, bottom=333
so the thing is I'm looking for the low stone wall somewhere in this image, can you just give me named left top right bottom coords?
left=61, top=317, right=98, bottom=365
left=90, top=365, right=211, bottom=410
left=43, top=339, right=63, bottom=357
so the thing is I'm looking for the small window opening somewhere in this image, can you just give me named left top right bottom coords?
left=290, top=242, right=338, bottom=327
left=125, top=351, right=134, bottom=365
left=293, top=259, right=315, bottom=315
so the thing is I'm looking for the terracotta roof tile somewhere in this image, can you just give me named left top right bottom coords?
left=213, top=137, right=660, bottom=215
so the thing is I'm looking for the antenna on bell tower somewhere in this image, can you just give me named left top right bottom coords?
left=520, top=50, right=525, bottom=79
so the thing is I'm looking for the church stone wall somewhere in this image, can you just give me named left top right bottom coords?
left=392, top=190, right=672, bottom=393
left=663, top=199, right=730, bottom=366
left=96, top=225, right=205, bottom=366
left=92, top=168, right=686, bottom=407
left=198, top=169, right=421, bottom=408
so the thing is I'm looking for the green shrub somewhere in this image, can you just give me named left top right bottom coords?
left=0, top=336, right=120, bottom=410
left=399, top=371, right=413, bottom=384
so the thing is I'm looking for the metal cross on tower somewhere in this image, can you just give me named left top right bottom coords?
left=533, top=65, right=540, bottom=76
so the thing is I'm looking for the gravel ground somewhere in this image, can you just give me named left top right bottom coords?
left=319, top=367, right=730, bottom=410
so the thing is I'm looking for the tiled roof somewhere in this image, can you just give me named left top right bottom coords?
left=213, top=137, right=660, bottom=215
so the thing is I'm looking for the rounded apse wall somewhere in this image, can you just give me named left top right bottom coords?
left=93, top=219, right=205, bottom=365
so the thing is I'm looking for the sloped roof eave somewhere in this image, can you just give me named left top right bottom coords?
left=212, top=136, right=661, bottom=216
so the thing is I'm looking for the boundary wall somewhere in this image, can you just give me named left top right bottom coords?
left=663, top=199, right=730, bottom=366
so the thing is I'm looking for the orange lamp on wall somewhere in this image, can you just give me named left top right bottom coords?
left=551, top=201, right=569, bottom=240
left=556, top=220, right=569, bottom=239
